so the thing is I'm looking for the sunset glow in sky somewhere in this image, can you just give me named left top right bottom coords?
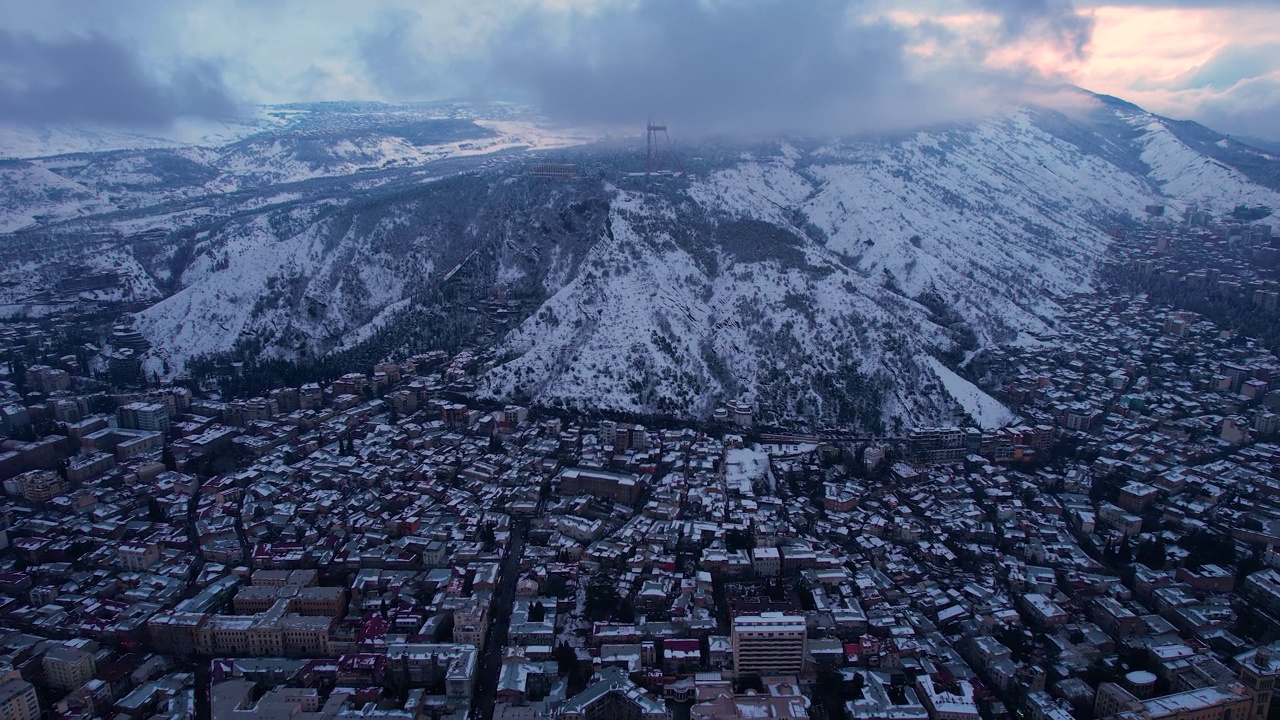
left=0, top=0, right=1276, bottom=139
left=1062, top=3, right=1280, bottom=138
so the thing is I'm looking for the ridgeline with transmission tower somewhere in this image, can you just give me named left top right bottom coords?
left=645, top=118, right=686, bottom=177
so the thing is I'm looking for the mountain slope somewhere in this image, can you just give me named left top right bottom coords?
left=479, top=105, right=1175, bottom=429
left=4, top=93, right=1278, bottom=431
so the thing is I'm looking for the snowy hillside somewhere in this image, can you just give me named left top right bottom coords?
left=1126, top=116, right=1280, bottom=214
left=0, top=104, right=592, bottom=233
left=0, top=161, right=104, bottom=232
left=0, top=118, right=268, bottom=160
left=3, top=92, right=1278, bottom=431
left=479, top=105, right=1177, bottom=430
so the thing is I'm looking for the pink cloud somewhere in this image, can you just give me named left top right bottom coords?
left=1066, top=5, right=1280, bottom=137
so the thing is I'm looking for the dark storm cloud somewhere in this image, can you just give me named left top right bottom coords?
left=488, top=0, right=910, bottom=132
left=972, top=0, right=1094, bottom=58
left=359, top=11, right=438, bottom=100
left=453, top=0, right=1095, bottom=135
left=0, top=29, right=238, bottom=126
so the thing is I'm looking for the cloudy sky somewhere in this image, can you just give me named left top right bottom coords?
left=0, top=0, right=1277, bottom=139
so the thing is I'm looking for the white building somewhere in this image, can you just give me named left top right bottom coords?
left=0, top=678, right=40, bottom=720
left=731, top=612, right=806, bottom=678
left=118, top=401, right=171, bottom=434
left=752, top=547, right=781, bottom=577
left=118, top=542, right=160, bottom=571
left=43, top=645, right=97, bottom=691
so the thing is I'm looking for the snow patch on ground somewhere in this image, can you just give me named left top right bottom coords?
left=724, top=446, right=772, bottom=493
left=925, top=356, right=1014, bottom=429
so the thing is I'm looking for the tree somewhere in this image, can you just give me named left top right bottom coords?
left=1117, top=535, right=1133, bottom=564
left=1185, top=530, right=1235, bottom=571
left=554, top=641, right=578, bottom=675
left=1136, top=537, right=1167, bottom=569
left=725, top=527, right=755, bottom=552
left=851, top=445, right=867, bottom=478
left=11, top=355, right=26, bottom=395
left=478, top=524, right=496, bottom=551
left=615, top=600, right=635, bottom=623
left=148, top=495, right=167, bottom=522
left=585, top=575, right=620, bottom=622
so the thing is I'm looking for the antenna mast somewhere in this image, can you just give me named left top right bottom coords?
left=645, top=118, right=686, bottom=176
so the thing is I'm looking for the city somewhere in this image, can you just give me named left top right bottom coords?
left=0, top=208, right=1279, bottom=720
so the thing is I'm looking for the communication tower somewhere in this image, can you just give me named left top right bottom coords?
left=646, top=119, right=686, bottom=176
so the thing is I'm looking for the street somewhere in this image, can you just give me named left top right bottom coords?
left=473, top=517, right=529, bottom=720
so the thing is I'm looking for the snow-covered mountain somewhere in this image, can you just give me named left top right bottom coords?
left=3, top=92, right=1277, bottom=431
left=0, top=102, right=591, bottom=233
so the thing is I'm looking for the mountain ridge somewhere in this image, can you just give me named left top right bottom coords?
left=1, top=91, right=1277, bottom=431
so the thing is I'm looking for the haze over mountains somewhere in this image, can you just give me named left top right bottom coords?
left=1, top=90, right=1278, bottom=431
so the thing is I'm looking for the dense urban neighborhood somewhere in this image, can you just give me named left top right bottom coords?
left=2, top=199, right=1280, bottom=720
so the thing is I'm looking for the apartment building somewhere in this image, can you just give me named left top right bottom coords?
left=43, top=645, right=97, bottom=691
left=732, top=612, right=807, bottom=678
left=118, top=401, right=171, bottom=434
left=17, top=469, right=65, bottom=504
left=556, top=467, right=645, bottom=505
left=0, top=678, right=39, bottom=720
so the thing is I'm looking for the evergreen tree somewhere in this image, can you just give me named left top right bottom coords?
left=11, top=355, right=26, bottom=394
left=585, top=575, right=620, bottom=622
left=554, top=641, right=579, bottom=676
left=1136, top=537, right=1166, bottom=568
left=148, top=496, right=167, bottom=522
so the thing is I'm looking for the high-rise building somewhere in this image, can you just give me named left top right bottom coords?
left=731, top=612, right=807, bottom=678
left=24, top=364, right=70, bottom=394
left=0, top=678, right=40, bottom=720
left=118, top=401, right=171, bottom=434
left=17, top=470, right=65, bottom=504
left=43, top=644, right=97, bottom=691
left=109, top=348, right=142, bottom=384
